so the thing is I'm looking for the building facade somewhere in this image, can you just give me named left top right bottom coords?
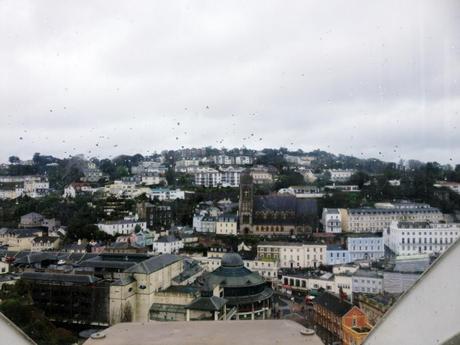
left=385, top=221, right=460, bottom=256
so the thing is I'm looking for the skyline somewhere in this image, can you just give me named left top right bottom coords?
left=1, top=0, right=459, bottom=164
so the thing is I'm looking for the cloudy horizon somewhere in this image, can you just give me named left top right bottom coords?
left=1, top=0, right=459, bottom=164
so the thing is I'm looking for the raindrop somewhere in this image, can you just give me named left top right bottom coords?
left=19, top=137, right=23, bottom=140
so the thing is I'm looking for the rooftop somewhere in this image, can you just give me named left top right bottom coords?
left=83, top=320, right=323, bottom=345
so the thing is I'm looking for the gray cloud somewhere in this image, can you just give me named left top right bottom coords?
left=1, top=0, right=459, bottom=163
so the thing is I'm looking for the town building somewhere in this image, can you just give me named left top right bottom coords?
left=215, top=214, right=237, bottom=236
left=148, top=188, right=185, bottom=201
left=194, top=167, right=221, bottom=187
left=249, top=166, right=274, bottom=185
left=146, top=204, right=172, bottom=232
left=345, top=205, right=443, bottom=233
left=314, top=292, right=371, bottom=345
left=96, top=220, right=147, bottom=236
left=278, top=185, right=324, bottom=199
left=220, top=166, right=245, bottom=187
left=327, top=169, right=356, bottom=182
left=196, top=253, right=273, bottom=320
left=63, top=182, right=97, bottom=198
left=0, top=175, right=49, bottom=199
left=257, top=242, right=326, bottom=268
left=81, top=161, right=106, bottom=182
left=20, top=253, right=185, bottom=325
left=239, top=174, right=318, bottom=235
left=131, top=161, right=166, bottom=175
left=322, top=208, right=346, bottom=233
left=385, top=221, right=460, bottom=256
left=356, top=293, right=396, bottom=326
left=347, top=236, right=385, bottom=261
left=152, top=235, right=184, bottom=254
left=326, top=244, right=351, bottom=265
left=196, top=254, right=279, bottom=283
left=0, top=228, right=44, bottom=251
left=282, top=271, right=353, bottom=298
left=434, top=181, right=460, bottom=194
left=31, top=236, right=62, bottom=252
left=352, top=270, right=383, bottom=294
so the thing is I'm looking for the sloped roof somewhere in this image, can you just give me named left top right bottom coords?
left=22, top=272, right=99, bottom=285
left=315, top=292, right=352, bottom=317
left=125, top=254, right=182, bottom=274
left=186, top=296, right=227, bottom=311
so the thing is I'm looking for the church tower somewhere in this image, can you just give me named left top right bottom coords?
left=239, top=171, right=254, bottom=234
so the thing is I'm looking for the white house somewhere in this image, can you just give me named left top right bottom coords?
left=149, top=188, right=185, bottom=201
left=352, top=270, right=383, bottom=294
left=63, top=182, right=96, bottom=198
left=194, top=167, right=221, bottom=187
left=97, top=220, right=147, bottom=236
left=327, top=169, right=355, bottom=182
left=152, top=235, right=184, bottom=254
left=385, top=221, right=460, bottom=256
left=347, top=236, right=385, bottom=261
left=322, top=208, right=344, bottom=233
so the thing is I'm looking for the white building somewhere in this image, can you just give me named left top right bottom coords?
left=257, top=242, right=327, bottom=268
left=279, top=186, right=324, bottom=199
left=63, top=182, right=96, bottom=198
left=215, top=215, right=238, bottom=236
left=352, top=270, right=383, bottom=294
left=325, top=236, right=384, bottom=265
left=235, top=156, right=253, bottom=165
left=201, top=216, right=217, bottom=233
left=249, top=166, right=274, bottom=185
left=220, top=167, right=244, bottom=187
left=347, top=236, right=385, bottom=261
left=346, top=206, right=444, bottom=233
left=131, top=161, right=166, bottom=175
left=194, top=168, right=221, bottom=187
left=152, top=235, right=184, bottom=254
left=434, top=181, right=460, bottom=194
left=385, top=221, right=460, bottom=256
left=326, top=245, right=351, bottom=265
left=327, top=169, right=355, bottom=182
left=97, top=220, right=147, bottom=236
left=322, top=208, right=344, bottom=233
left=213, top=155, right=234, bottom=165
left=0, top=175, right=49, bottom=200
left=149, top=188, right=185, bottom=201
left=281, top=271, right=353, bottom=297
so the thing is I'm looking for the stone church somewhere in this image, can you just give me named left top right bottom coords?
left=239, top=173, right=317, bottom=235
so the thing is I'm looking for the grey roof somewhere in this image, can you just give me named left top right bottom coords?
left=125, top=254, right=182, bottom=274
left=221, top=253, right=244, bottom=267
left=22, top=272, right=99, bottom=285
left=157, top=235, right=180, bottom=243
left=349, top=207, right=441, bottom=215
left=315, top=292, right=353, bottom=316
left=32, top=236, right=59, bottom=243
left=186, top=296, right=227, bottom=311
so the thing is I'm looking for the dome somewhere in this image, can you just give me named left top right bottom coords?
left=221, top=253, right=244, bottom=267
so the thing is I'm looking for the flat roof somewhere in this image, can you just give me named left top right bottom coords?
left=83, top=320, right=323, bottom=345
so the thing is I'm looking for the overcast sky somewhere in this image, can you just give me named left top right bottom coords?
left=1, top=0, right=459, bottom=164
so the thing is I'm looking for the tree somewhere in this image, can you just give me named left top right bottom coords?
left=8, top=156, right=20, bottom=164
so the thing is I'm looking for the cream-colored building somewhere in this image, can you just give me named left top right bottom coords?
left=0, top=229, right=43, bottom=251
left=215, top=215, right=238, bottom=236
left=346, top=206, right=443, bottom=233
left=31, top=236, right=62, bottom=252
left=258, top=242, right=326, bottom=268
left=109, top=254, right=184, bottom=324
